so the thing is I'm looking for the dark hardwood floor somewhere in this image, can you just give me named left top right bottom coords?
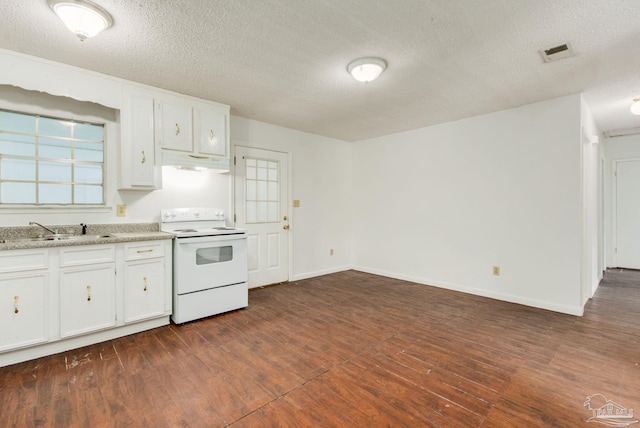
left=1, top=269, right=639, bottom=427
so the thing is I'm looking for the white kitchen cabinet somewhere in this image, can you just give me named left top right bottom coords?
left=120, top=85, right=161, bottom=190
left=194, top=107, right=228, bottom=157
left=60, top=265, right=116, bottom=338
left=156, top=94, right=230, bottom=163
left=123, top=241, right=165, bottom=323
left=0, top=249, right=49, bottom=353
left=0, top=239, right=173, bottom=368
left=157, top=99, right=193, bottom=152
left=124, top=259, right=165, bottom=323
left=0, top=273, right=48, bottom=352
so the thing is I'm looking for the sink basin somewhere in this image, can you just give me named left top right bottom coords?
left=0, top=234, right=113, bottom=244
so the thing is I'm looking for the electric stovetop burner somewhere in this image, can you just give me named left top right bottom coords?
left=173, top=228, right=198, bottom=233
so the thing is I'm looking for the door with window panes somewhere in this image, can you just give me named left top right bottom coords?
left=234, top=146, right=289, bottom=288
left=0, top=109, right=104, bottom=205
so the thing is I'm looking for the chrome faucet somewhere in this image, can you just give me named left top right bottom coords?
left=29, top=222, right=57, bottom=235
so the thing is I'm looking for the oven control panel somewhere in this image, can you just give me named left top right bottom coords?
left=161, top=207, right=225, bottom=223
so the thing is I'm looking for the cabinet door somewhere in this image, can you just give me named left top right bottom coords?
left=195, top=108, right=227, bottom=157
left=120, top=88, right=159, bottom=189
left=0, top=273, right=48, bottom=352
left=124, top=259, right=165, bottom=323
left=60, top=265, right=116, bottom=338
left=158, top=101, right=192, bottom=152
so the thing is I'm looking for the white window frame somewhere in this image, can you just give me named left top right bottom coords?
left=0, top=108, right=106, bottom=206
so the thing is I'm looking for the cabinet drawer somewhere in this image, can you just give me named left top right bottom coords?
left=124, top=241, right=164, bottom=261
left=0, top=249, right=48, bottom=273
left=59, top=245, right=115, bottom=267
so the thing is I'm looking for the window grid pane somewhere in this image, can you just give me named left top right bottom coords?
left=0, top=108, right=105, bottom=205
left=245, top=156, right=279, bottom=224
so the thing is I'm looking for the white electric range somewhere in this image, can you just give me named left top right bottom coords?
left=160, top=207, right=248, bottom=323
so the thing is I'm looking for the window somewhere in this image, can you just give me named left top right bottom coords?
left=0, top=109, right=105, bottom=205
left=245, top=158, right=279, bottom=223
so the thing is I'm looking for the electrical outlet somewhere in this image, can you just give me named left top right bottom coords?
left=493, top=266, right=500, bottom=276
left=330, top=249, right=334, bottom=256
left=116, top=204, right=127, bottom=217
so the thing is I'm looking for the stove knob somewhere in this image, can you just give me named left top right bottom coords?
left=194, top=210, right=200, bottom=218
left=170, top=211, right=177, bottom=218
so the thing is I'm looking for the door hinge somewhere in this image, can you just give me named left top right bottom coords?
left=234, top=156, right=236, bottom=166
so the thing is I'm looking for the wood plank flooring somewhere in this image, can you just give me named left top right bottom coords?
left=1, top=269, right=639, bottom=427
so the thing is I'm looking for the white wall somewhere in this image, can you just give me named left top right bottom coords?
left=580, top=97, right=602, bottom=300
left=603, top=133, right=640, bottom=267
left=352, top=94, right=584, bottom=315
left=230, top=116, right=353, bottom=280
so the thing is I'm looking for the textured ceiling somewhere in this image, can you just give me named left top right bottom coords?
left=0, top=0, right=639, bottom=142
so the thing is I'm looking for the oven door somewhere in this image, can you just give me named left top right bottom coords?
left=173, top=234, right=248, bottom=295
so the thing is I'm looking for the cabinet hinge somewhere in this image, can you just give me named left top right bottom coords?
left=234, top=213, right=236, bottom=223
left=234, top=156, right=236, bottom=166
left=615, top=247, right=617, bottom=253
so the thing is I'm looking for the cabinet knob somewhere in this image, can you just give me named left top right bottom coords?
left=141, top=150, right=146, bottom=164
left=209, top=129, right=215, bottom=141
left=175, top=123, right=180, bottom=136
left=143, top=277, right=148, bottom=291
left=13, top=295, right=19, bottom=314
left=283, top=225, right=289, bottom=230
left=86, top=285, right=92, bottom=302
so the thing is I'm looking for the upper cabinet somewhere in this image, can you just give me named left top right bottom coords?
left=119, top=85, right=230, bottom=190
left=156, top=96, right=229, bottom=160
left=120, top=85, right=160, bottom=190
left=157, top=99, right=193, bottom=152
left=194, top=106, right=228, bottom=157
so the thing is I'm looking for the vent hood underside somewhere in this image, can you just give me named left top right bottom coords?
left=161, top=150, right=230, bottom=172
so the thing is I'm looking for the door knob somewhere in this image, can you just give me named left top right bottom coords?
left=283, top=225, right=289, bottom=230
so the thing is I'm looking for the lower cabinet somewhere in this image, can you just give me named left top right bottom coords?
left=124, top=257, right=165, bottom=323
left=0, top=240, right=172, bottom=367
left=60, top=265, right=116, bottom=338
left=0, top=273, right=48, bottom=352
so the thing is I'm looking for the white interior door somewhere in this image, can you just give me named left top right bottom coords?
left=615, top=159, right=640, bottom=269
left=234, top=146, right=289, bottom=288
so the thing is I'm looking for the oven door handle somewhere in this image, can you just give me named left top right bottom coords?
left=175, top=234, right=247, bottom=244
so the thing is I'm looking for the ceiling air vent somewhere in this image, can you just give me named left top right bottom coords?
left=540, top=42, right=575, bottom=63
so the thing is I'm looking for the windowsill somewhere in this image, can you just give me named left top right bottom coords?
left=0, top=205, right=112, bottom=214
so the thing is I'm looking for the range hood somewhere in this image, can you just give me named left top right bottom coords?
left=162, top=150, right=230, bottom=172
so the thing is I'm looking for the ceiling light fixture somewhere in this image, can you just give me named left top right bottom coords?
left=347, top=57, right=387, bottom=82
left=631, top=98, right=640, bottom=116
left=48, top=0, right=113, bottom=41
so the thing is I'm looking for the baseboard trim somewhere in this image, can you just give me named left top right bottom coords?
left=291, top=265, right=353, bottom=282
left=352, top=265, right=584, bottom=316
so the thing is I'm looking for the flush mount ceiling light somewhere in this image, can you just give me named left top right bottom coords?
left=48, top=0, right=113, bottom=41
left=347, top=57, right=387, bottom=82
left=631, top=98, right=640, bottom=116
